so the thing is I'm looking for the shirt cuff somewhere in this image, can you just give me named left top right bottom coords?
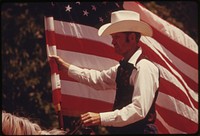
left=100, top=111, right=117, bottom=126
left=68, top=65, right=82, bottom=79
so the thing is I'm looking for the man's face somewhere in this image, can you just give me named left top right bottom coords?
left=111, top=32, right=137, bottom=56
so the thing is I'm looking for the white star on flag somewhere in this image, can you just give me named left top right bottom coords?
left=76, top=2, right=80, bottom=5
left=83, top=10, right=89, bottom=16
left=91, top=5, right=97, bottom=11
left=99, top=17, right=104, bottom=23
left=65, top=5, right=72, bottom=12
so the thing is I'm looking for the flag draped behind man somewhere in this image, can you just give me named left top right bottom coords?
left=44, top=1, right=198, bottom=134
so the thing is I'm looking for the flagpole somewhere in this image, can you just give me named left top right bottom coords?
left=45, top=16, right=65, bottom=131
left=57, top=103, right=64, bottom=130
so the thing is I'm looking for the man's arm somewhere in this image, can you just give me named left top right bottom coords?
left=50, top=55, right=117, bottom=90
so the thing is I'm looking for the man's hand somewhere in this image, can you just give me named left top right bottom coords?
left=81, top=112, right=101, bottom=127
left=49, top=55, right=70, bottom=71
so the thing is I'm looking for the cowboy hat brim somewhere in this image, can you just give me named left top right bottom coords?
left=98, top=20, right=153, bottom=37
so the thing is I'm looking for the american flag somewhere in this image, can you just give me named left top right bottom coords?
left=44, top=1, right=198, bottom=134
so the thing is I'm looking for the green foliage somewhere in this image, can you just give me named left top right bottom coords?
left=1, top=2, right=198, bottom=130
left=1, top=3, right=58, bottom=129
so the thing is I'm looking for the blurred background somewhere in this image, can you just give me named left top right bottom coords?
left=1, top=1, right=198, bottom=130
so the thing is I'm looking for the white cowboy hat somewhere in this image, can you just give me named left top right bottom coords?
left=98, top=10, right=153, bottom=37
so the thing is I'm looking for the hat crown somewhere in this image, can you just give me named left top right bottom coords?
left=98, top=10, right=153, bottom=37
left=111, top=10, right=140, bottom=23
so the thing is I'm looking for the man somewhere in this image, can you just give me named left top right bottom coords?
left=51, top=10, right=159, bottom=134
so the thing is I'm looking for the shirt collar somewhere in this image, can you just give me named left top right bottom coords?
left=128, top=47, right=142, bottom=67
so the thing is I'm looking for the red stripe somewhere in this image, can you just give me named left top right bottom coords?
left=156, top=105, right=198, bottom=133
left=159, top=78, right=198, bottom=109
left=156, top=48, right=198, bottom=92
left=155, top=118, right=170, bottom=134
left=52, top=88, right=61, bottom=105
left=152, top=21, right=198, bottom=70
left=54, top=33, right=121, bottom=61
left=61, top=94, right=113, bottom=114
left=45, top=30, right=56, bottom=46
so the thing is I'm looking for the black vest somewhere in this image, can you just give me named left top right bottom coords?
left=109, top=58, right=159, bottom=134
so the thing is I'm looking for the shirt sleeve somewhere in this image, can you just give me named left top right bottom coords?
left=100, top=59, right=159, bottom=127
left=68, top=64, right=118, bottom=90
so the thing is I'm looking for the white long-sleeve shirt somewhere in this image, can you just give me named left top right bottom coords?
left=68, top=48, right=159, bottom=127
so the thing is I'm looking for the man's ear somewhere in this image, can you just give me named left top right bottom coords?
left=129, top=33, right=136, bottom=43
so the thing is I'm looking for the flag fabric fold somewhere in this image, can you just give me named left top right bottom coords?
left=44, top=1, right=198, bottom=134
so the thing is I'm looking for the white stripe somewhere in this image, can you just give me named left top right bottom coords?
left=46, top=45, right=57, bottom=57
left=60, top=80, right=115, bottom=103
left=156, top=111, right=186, bottom=134
left=51, top=73, right=61, bottom=90
left=53, top=20, right=113, bottom=47
left=156, top=92, right=198, bottom=124
left=57, top=49, right=118, bottom=70
left=124, top=2, right=198, bottom=53
left=44, top=16, right=55, bottom=31
left=141, top=37, right=198, bottom=101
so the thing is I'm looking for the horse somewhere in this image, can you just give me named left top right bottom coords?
left=2, top=111, right=67, bottom=135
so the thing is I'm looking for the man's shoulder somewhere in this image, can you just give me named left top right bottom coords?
left=136, top=59, right=159, bottom=72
